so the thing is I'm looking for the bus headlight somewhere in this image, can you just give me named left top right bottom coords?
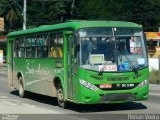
left=138, top=80, right=148, bottom=87
left=80, top=79, right=98, bottom=91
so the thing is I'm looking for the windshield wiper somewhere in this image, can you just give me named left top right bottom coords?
left=98, top=64, right=106, bottom=76
left=118, top=43, right=139, bottom=77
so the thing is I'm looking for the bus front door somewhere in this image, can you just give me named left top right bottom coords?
left=64, top=32, right=74, bottom=99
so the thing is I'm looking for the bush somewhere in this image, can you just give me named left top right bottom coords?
left=149, top=70, right=160, bottom=84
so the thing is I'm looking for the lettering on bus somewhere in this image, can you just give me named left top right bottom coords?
left=26, top=63, right=50, bottom=76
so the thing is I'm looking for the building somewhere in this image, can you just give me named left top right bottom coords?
left=0, top=35, right=7, bottom=63
left=0, top=17, right=6, bottom=63
left=145, top=32, right=160, bottom=71
left=145, top=32, right=160, bottom=58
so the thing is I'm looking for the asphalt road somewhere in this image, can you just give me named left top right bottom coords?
left=0, top=74, right=160, bottom=120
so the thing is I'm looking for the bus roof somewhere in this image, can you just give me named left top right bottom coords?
left=8, top=20, right=142, bottom=37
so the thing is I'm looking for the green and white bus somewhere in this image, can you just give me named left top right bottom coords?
left=7, top=21, right=149, bottom=108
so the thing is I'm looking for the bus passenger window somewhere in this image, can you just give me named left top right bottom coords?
left=15, top=38, right=26, bottom=58
left=37, top=46, right=48, bottom=58
left=49, top=33, right=63, bottom=58
left=49, top=47, right=63, bottom=58
left=49, top=47, right=56, bottom=57
left=58, top=47, right=63, bottom=57
left=26, top=47, right=36, bottom=58
left=18, top=48, right=25, bottom=57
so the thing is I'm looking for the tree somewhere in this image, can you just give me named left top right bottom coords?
left=27, top=1, right=67, bottom=27
left=1, top=0, right=160, bottom=32
left=76, top=0, right=160, bottom=31
left=76, top=0, right=106, bottom=20
left=0, top=0, right=23, bottom=31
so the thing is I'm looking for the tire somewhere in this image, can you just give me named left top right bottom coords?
left=56, top=83, right=68, bottom=109
left=18, top=76, right=26, bottom=98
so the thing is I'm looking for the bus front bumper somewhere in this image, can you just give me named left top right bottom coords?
left=78, top=83, right=149, bottom=104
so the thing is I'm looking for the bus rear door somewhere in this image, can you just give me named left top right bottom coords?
left=7, top=40, right=14, bottom=88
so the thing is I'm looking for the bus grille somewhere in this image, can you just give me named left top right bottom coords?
left=100, top=93, right=136, bottom=101
left=107, top=77, right=129, bottom=81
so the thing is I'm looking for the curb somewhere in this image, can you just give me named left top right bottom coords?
left=149, top=84, right=160, bottom=94
left=0, top=70, right=7, bottom=76
left=149, top=92, right=160, bottom=96
left=149, top=89, right=160, bottom=94
left=0, top=72, right=7, bottom=76
left=0, top=64, right=7, bottom=76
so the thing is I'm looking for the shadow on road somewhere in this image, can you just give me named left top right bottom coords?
left=10, top=90, right=58, bottom=107
left=10, top=90, right=147, bottom=113
left=68, top=102, right=147, bottom=113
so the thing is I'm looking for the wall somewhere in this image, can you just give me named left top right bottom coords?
left=148, top=58, right=160, bottom=71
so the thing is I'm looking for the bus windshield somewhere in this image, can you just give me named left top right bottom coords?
left=79, top=27, right=148, bottom=72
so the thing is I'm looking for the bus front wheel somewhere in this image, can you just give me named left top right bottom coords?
left=56, top=83, right=68, bottom=109
left=18, top=76, right=26, bottom=98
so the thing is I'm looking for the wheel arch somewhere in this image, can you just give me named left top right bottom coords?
left=53, top=76, right=63, bottom=89
left=17, top=71, right=26, bottom=90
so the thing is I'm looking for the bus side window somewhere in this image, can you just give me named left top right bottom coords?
left=49, top=47, right=56, bottom=57
left=26, top=37, right=36, bottom=58
left=37, top=46, right=48, bottom=58
left=49, top=46, right=63, bottom=58
left=36, top=34, right=49, bottom=58
left=16, top=38, right=26, bottom=58
left=14, top=39, right=19, bottom=57
left=49, top=33, right=63, bottom=58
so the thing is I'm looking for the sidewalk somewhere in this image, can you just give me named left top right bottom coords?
left=0, top=63, right=7, bottom=75
left=149, top=83, right=160, bottom=94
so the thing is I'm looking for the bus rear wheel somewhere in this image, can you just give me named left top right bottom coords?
left=18, top=76, right=26, bottom=98
left=56, top=83, right=68, bottom=109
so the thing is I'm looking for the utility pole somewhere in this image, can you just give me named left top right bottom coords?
left=70, top=0, right=75, bottom=16
left=23, top=0, right=27, bottom=30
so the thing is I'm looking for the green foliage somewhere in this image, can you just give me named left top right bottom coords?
left=76, top=0, right=160, bottom=31
left=0, top=0, right=23, bottom=31
left=1, top=0, right=160, bottom=32
left=76, top=0, right=106, bottom=20
left=149, top=70, right=160, bottom=84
